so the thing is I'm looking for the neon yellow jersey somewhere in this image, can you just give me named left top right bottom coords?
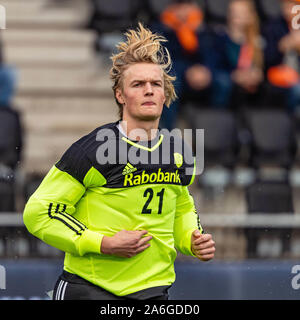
left=23, top=121, right=203, bottom=296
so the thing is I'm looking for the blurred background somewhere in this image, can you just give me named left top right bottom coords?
left=0, top=0, right=300, bottom=299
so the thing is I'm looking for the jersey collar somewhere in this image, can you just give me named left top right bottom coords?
left=114, top=120, right=164, bottom=152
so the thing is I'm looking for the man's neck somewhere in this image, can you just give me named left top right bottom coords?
left=119, top=118, right=160, bottom=141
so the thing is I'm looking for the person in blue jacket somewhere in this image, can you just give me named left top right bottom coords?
left=212, top=0, right=264, bottom=110
left=151, top=0, right=216, bottom=130
left=262, top=0, right=300, bottom=113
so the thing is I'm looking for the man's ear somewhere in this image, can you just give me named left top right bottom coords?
left=116, top=88, right=125, bottom=105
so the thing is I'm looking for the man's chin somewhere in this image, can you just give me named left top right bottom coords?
left=136, top=113, right=161, bottom=122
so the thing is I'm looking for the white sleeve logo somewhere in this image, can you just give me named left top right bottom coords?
left=0, top=5, right=5, bottom=29
left=291, top=265, right=300, bottom=290
left=292, top=5, right=300, bottom=30
left=0, top=265, right=6, bottom=290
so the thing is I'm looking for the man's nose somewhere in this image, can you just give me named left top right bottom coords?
left=144, top=82, right=153, bottom=95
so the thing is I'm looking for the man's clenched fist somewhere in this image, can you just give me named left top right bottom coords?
left=191, top=230, right=215, bottom=261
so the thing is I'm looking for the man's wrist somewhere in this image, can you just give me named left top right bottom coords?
left=100, top=235, right=114, bottom=255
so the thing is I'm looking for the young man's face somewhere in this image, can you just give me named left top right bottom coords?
left=116, top=63, right=166, bottom=122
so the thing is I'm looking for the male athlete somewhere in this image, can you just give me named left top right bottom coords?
left=23, top=23, right=215, bottom=300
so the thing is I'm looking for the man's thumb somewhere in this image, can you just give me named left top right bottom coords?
left=192, top=229, right=201, bottom=238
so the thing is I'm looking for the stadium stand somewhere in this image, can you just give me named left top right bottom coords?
left=254, top=0, right=282, bottom=22
left=87, top=0, right=140, bottom=33
left=87, top=0, right=141, bottom=54
left=0, top=108, right=22, bottom=173
left=151, top=0, right=216, bottom=130
left=1, top=0, right=300, bottom=261
left=188, top=107, right=239, bottom=169
left=244, top=108, right=297, bottom=170
left=204, top=0, right=231, bottom=26
left=0, top=0, right=118, bottom=258
left=0, top=107, right=23, bottom=257
left=1, top=0, right=117, bottom=176
left=245, top=181, right=294, bottom=258
left=241, top=107, right=297, bottom=258
left=145, top=0, right=178, bottom=24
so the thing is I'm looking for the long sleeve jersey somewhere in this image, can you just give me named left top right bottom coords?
left=23, top=120, right=203, bottom=296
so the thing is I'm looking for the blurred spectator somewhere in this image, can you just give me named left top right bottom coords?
left=263, top=0, right=300, bottom=113
left=0, top=32, right=20, bottom=166
left=0, top=34, right=17, bottom=108
left=0, top=32, right=21, bottom=212
left=151, top=0, right=215, bottom=130
left=0, top=106, right=22, bottom=212
left=0, top=65, right=17, bottom=107
left=0, top=107, right=22, bottom=170
left=212, top=0, right=264, bottom=110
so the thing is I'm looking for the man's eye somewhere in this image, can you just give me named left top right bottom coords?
left=154, top=82, right=162, bottom=86
left=133, top=83, right=141, bottom=87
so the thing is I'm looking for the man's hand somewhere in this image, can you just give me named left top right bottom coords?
left=191, top=230, right=215, bottom=261
left=100, top=230, right=152, bottom=258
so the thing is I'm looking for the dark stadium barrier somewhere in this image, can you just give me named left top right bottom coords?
left=0, top=259, right=299, bottom=300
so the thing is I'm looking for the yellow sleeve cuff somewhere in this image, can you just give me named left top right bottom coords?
left=177, top=228, right=196, bottom=257
left=78, top=229, right=103, bottom=256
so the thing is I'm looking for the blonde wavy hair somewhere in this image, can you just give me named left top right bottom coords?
left=110, top=22, right=177, bottom=119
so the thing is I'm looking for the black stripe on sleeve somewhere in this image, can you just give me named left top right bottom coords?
left=48, top=203, right=85, bottom=236
left=194, top=208, right=203, bottom=233
left=55, top=204, right=87, bottom=232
